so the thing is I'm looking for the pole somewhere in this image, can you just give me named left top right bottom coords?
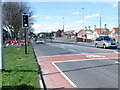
left=63, top=17, right=64, bottom=32
left=25, top=28, right=27, bottom=54
left=82, top=8, right=84, bottom=29
left=0, top=1, right=4, bottom=71
left=100, top=16, right=101, bottom=35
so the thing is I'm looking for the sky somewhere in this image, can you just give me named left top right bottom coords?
left=27, top=2, right=119, bottom=33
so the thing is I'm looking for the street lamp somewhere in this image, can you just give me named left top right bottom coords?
left=100, top=16, right=101, bottom=35
left=82, top=8, right=84, bottom=29
left=62, top=17, right=64, bottom=39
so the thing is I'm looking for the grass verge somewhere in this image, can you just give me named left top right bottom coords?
left=2, top=45, right=40, bottom=89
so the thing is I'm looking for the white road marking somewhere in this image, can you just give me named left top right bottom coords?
left=52, top=62, right=77, bottom=88
left=115, top=61, right=120, bottom=64
left=48, top=43, right=117, bottom=53
left=54, top=58, right=119, bottom=64
left=68, top=49, right=77, bottom=52
left=114, top=51, right=120, bottom=54
left=86, top=55, right=105, bottom=58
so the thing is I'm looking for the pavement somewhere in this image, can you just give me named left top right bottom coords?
left=32, top=40, right=119, bottom=89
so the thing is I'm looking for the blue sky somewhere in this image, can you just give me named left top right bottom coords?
left=29, top=2, right=118, bottom=33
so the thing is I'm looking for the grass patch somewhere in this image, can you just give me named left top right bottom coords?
left=2, top=45, right=40, bottom=89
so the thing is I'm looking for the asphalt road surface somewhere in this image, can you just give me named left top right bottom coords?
left=55, top=58, right=118, bottom=88
left=33, top=40, right=119, bottom=88
left=33, top=40, right=119, bottom=57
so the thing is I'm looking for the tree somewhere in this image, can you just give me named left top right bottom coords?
left=2, top=2, right=34, bottom=39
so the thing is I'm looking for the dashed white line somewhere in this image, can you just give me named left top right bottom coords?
left=52, top=62, right=77, bottom=88
left=68, top=49, right=77, bottom=52
left=115, top=61, right=120, bottom=64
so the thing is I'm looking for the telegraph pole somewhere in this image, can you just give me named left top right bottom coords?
left=0, top=1, right=4, bottom=71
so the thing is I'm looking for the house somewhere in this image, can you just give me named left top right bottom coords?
left=78, top=29, right=93, bottom=40
left=64, top=30, right=75, bottom=39
left=109, top=28, right=119, bottom=37
left=109, top=28, right=119, bottom=43
left=56, top=29, right=64, bottom=37
left=93, top=28, right=110, bottom=40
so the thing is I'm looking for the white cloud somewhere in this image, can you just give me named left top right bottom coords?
left=85, top=13, right=100, bottom=18
left=72, top=12, right=80, bottom=15
left=32, top=24, right=42, bottom=29
left=31, top=15, right=37, bottom=18
left=46, top=16, right=52, bottom=19
left=54, top=22, right=59, bottom=25
left=30, top=15, right=37, bottom=19
left=76, top=20, right=84, bottom=23
left=113, top=3, right=118, bottom=7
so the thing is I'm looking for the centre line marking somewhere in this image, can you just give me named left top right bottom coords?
left=68, top=49, right=77, bottom=52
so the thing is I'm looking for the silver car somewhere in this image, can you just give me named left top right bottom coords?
left=95, top=37, right=118, bottom=49
left=36, top=37, right=45, bottom=44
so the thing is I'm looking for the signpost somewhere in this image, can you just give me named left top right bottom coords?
left=22, top=13, right=29, bottom=54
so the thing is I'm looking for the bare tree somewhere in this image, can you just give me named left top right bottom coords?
left=2, top=2, right=34, bottom=39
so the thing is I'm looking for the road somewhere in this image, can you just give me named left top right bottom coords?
left=33, top=40, right=119, bottom=57
left=33, top=40, right=119, bottom=88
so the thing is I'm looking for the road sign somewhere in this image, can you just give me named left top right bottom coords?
left=22, top=14, right=29, bottom=28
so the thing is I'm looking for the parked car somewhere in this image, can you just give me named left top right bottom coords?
left=32, top=36, right=37, bottom=41
left=94, top=37, right=118, bottom=49
left=36, top=37, right=45, bottom=44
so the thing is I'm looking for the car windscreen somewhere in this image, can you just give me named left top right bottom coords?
left=103, top=38, right=113, bottom=41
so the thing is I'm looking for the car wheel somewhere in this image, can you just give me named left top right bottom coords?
left=103, top=44, right=106, bottom=49
left=95, top=44, right=98, bottom=48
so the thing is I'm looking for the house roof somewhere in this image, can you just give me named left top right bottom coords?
left=78, top=29, right=93, bottom=35
left=113, top=28, right=119, bottom=31
left=109, top=28, right=119, bottom=34
left=95, top=28, right=109, bottom=34
left=78, top=29, right=84, bottom=34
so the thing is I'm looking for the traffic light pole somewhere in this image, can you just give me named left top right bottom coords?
left=25, top=28, right=27, bottom=54
left=22, top=14, right=28, bottom=54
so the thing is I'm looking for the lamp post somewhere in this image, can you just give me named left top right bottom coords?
left=82, top=8, right=84, bottom=29
left=63, top=17, right=64, bottom=32
left=104, top=24, right=107, bottom=35
left=100, top=16, right=101, bottom=35
left=94, top=25, right=96, bottom=40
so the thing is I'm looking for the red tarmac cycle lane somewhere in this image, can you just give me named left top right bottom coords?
left=37, top=53, right=119, bottom=88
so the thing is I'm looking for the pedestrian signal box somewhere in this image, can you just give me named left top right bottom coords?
left=22, top=14, right=29, bottom=28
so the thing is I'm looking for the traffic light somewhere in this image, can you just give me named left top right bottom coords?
left=22, top=14, right=29, bottom=28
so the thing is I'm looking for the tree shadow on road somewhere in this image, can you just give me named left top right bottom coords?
left=43, top=63, right=118, bottom=76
